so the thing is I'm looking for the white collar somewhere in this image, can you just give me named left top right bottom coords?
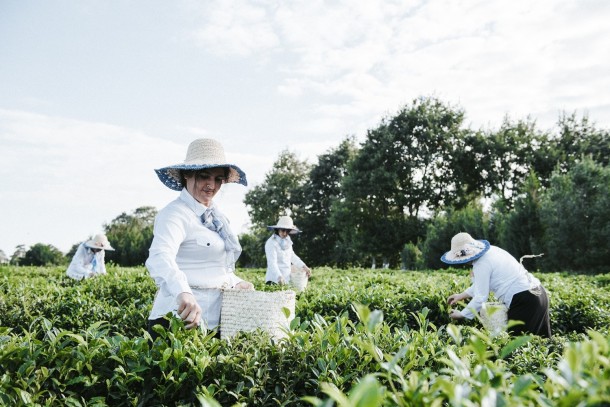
left=179, top=188, right=212, bottom=217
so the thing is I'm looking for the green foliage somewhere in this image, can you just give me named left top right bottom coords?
left=298, top=137, right=358, bottom=267
left=482, top=117, right=545, bottom=208
left=331, top=97, right=466, bottom=267
left=104, top=206, right=156, bottom=266
left=244, top=150, right=311, bottom=231
left=400, top=242, right=423, bottom=270
left=237, top=230, right=268, bottom=268
left=1, top=266, right=610, bottom=405
left=9, top=244, right=26, bottom=265
left=552, top=112, right=610, bottom=171
left=493, top=171, right=545, bottom=269
left=20, top=243, right=65, bottom=266
left=539, top=158, right=610, bottom=272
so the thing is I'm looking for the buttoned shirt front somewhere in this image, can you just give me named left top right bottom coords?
left=146, top=188, right=242, bottom=329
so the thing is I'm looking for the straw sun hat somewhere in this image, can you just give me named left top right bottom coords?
left=267, top=215, right=301, bottom=234
left=85, top=234, right=115, bottom=251
left=155, top=138, right=247, bottom=191
left=440, top=232, right=490, bottom=264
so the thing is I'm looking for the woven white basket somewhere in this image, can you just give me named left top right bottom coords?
left=220, top=289, right=296, bottom=340
left=480, top=302, right=508, bottom=336
left=290, top=265, right=308, bottom=292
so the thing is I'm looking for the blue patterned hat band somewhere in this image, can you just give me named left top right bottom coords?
left=154, top=138, right=247, bottom=191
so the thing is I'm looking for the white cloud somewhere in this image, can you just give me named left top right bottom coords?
left=185, top=0, right=610, bottom=132
left=190, top=0, right=280, bottom=57
left=0, top=110, right=269, bottom=254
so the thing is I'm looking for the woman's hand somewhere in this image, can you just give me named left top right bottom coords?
left=449, top=310, right=464, bottom=320
left=235, top=281, right=254, bottom=290
left=447, top=293, right=469, bottom=306
left=176, top=292, right=202, bottom=329
left=303, top=266, right=312, bottom=278
left=278, top=276, right=286, bottom=285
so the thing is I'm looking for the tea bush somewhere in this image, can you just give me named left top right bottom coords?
left=1, top=265, right=609, bottom=405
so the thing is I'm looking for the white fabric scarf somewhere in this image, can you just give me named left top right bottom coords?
left=201, top=206, right=242, bottom=272
left=273, top=233, right=293, bottom=251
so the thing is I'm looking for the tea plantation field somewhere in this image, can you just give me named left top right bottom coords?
left=1, top=265, right=609, bottom=406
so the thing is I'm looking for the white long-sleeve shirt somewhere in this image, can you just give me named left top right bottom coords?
left=264, top=234, right=306, bottom=283
left=460, top=245, right=541, bottom=319
left=145, top=188, right=243, bottom=329
left=66, top=243, right=107, bottom=280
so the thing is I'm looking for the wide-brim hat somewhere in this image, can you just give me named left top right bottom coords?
left=267, top=215, right=301, bottom=234
left=155, top=138, right=247, bottom=191
left=440, top=232, right=490, bottom=264
left=85, top=234, right=115, bottom=251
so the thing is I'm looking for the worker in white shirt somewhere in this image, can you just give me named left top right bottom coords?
left=66, top=234, right=114, bottom=280
left=264, top=215, right=311, bottom=285
left=146, top=138, right=253, bottom=338
left=442, top=232, right=551, bottom=338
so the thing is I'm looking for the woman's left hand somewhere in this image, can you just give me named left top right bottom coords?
left=449, top=310, right=464, bottom=320
left=303, top=266, right=311, bottom=278
left=235, top=281, right=254, bottom=290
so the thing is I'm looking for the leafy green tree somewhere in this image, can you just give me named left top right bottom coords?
left=9, top=244, right=26, bottom=265
left=104, top=206, right=156, bottom=266
left=552, top=113, right=610, bottom=171
left=539, top=157, right=610, bottom=272
left=298, top=137, right=358, bottom=266
left=332, top=97, right=466, bottom=267
left=237, top=231, right=267, bottom=268
left=482, top=117, right=547, bottom=209
left=244, top=150, right=311, bottom=230
left=21, top=243, right=65, bottom=266
left=492, top=171, right=545, bottom=270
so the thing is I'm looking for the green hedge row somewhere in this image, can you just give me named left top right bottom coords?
left=1, top=266, right=610, bottom=337
left=1, top=266, right=609, bottom=405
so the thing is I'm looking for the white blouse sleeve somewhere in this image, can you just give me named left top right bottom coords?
left=66, top=244, right=92, bottom=280
left=145, top=212, right=192, bottom=299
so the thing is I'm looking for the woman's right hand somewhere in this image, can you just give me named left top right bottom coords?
left=447, top=293, right=467, bottom=306
left=176, top=292, right=202, bottom=329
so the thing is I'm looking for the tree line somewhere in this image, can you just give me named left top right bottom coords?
left=6, top=96, right=608, bottom=272
left=242, top=96, right=609, bottom=272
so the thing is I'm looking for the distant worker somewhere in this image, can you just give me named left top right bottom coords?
left=66, top=234, right=114, bottom=280
left=265, top=215, right=311, bottom=285
left=442, top=232, right=551, bottom=338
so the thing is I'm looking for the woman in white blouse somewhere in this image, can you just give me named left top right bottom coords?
left=146, top=138, right=253, bottom=337
left=66, top=234, right=114, bottom=280
left=442, top=232, right=551, bottom=338
left=264, top=215, right=311, bottom=285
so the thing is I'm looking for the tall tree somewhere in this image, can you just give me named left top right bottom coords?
left=242, top=151, right=311, bottom=268
left=332, top=97, right=467, bottom=266
left=483, top=117, right=544, bottom=209
left=244, top=150, right=311, bottom=230
left=104, top=206, right=156, bottom=266
left=552, top=113, right=610, bottom=171
left=21, top=243, right=65, bottom=266
left=493, top=171, right=545, bottom=270
left=298, top=137, right=358, bottom=266
left=539, top=157, right=610, bottom=272
left=10, top=244, right=26, bottom=265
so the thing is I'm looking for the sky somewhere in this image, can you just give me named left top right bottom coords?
left=1, top=0, right=609, bottom=257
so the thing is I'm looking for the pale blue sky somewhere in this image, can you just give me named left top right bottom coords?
left=1, top=0, right=609, bottom=256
